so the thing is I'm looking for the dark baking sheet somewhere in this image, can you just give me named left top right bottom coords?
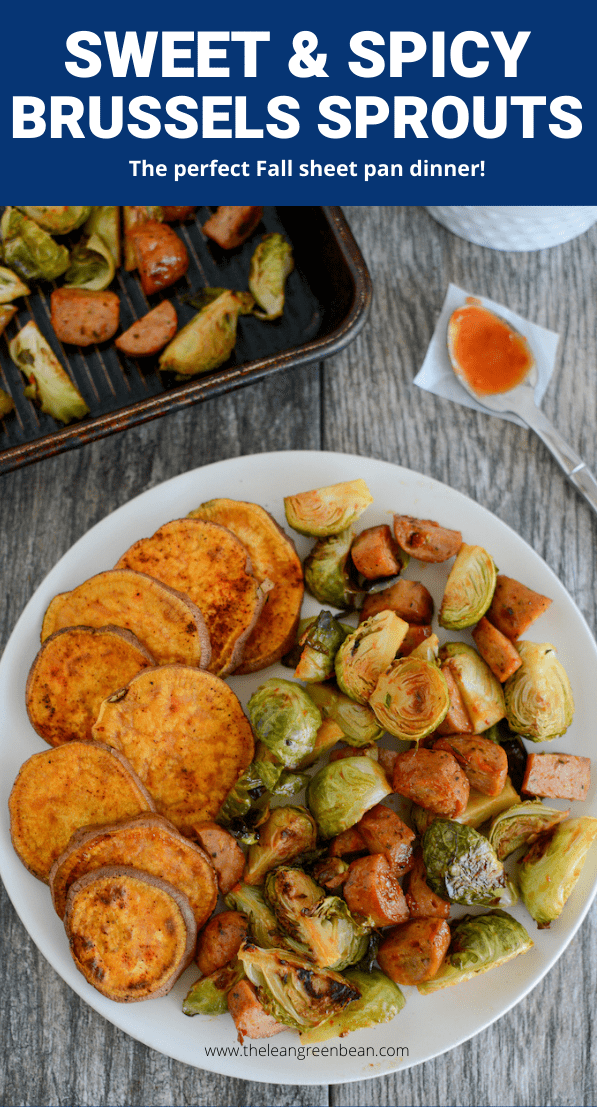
left=0, top=207, right=371, bottom=476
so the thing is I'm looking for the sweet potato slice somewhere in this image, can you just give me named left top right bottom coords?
left=92, top=665, right=254, bottom=833
left=359, top=579, right=434, bottom=625
left=485, top=574, right=552, bottom=640
left=26, top=625, right=154, bottom=746
left=191, top=821, right=246, bottom=895
left=50, top=812, right=218, bottom=927
left=522, top=752, right=591, bottom=801
left=472, top=616, right=523, bottom=681
left=116, top=518, right=264, bottom=676
left=9, top=741, right=154, bottom=882
left=64, top=865, right=197, bottom=1002
left=131, top=222, right=189, bottom=295
left=203, top=206, right=263, bottom=249
left=50, top=287, right=120, bottom=346
left=188, top=499, right=304, bottom=673
left=41, top=569, right=211, bottom=669
left=115, top=301, right=178, bottom=358
left=393, top=516, right=462, bottom=563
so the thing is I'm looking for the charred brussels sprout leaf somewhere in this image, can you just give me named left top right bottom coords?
left=422, top=819, right=517, bottom=906
left=304, top=528, right=365, bottom=609
left=300, top=968, right=405, bottom=1043
left=519, top=817, right=597, bottom=927
left=244, top=806, right=318, bottom=885
left=369, top=657, right=450, bottom=742
left=84, top=206, right=121, bottom=266
left=9, top=321, right=89, bottom=424
left=64, top=234, right=116, bottom=291
left=0, top=265, right=29, bottom=303
left=335, top=611, right=408, bottom=704
left=295, top=611, right=351, bottom=683
left=418, top=911, right=533, bottom=993
left=439, top=544, right=497, bottom=630
left=440, top=642, right=506, bottom=732
left=264, top=867, right=369, bottom=970
left=488, top=801, right=570, bottom=861
left=2, top=208, right=69, bottom=282
left=18, top=206, right=91, bottom=234
left=504, top=641, right=574, bottom=743
left=182, top=960, right=244, bottom=1016
left=285, top=480, right=373, bottom=538
left=239, top=942, right=361, bottom=1030
left=306, top=683, right=384, bottom=747
left=217, top=762, right=270, bottom=842
left=158, top=289, right=254, bottom=377
left=272, top=771, right=311, bottom=797
left=225, top=884, right=286, bottom=949
left=249, top=233, right=294, bottom=320
left=247, top=678, right=321, bottom=769
left=307, top=757, right=392, bottom=839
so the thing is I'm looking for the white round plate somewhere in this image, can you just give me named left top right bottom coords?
left=1, top=450, right=596, bottom=1085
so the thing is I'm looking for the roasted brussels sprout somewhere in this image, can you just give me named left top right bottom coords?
left=217, top=763, right=270, bottom=842
left=311, top=856, right=350, bottom=891
left=304, top=528, right=365, bottom=609
left=410, top=632, right=440, bottom=663
left=418, top=911, right=533, bottom=993
left=297, top=718, right=345, bottom=769
left=518, top=817, right=597, bottom=927
left=244, top=806, right=318, bottom=885
left=282, top=616, right=318, bottom=670
left=300, top=968, right=405, bottom=1043
left=295, top=610, right=351, bottom=683
left=64, top=234, right=116, bottom=291
left=1, top=208, right=69, bottom=282
left=264, top=867, right=369, bottom=970
left=369, top=656, right=450, bottom=742
left=307, top=757, right=392, bottom=839
left=272, top=771, right=310, bottom=797
left=225, top=884, right=285, bottom=949
left=158, top=289, right=254, bottom=377
left=306, top=683, right=384, bottom=747
left=84, top=206, right=121, bottom=266
left=0, top=305, right=17, bottom=341
left=488, top=801, right=570, bottom=861
left=182, top=960, right=244, bottom=1016
left=335, top=611, right=408, bottom=704
left=422, top=819, right=517, bottom=906
left=249, top=233, right=294, bottom=320
left=0, top=388, right=14, bottom=417
left=285, top=479, right=373, bottom=538
left=9, top=321, right=89, bottom=424
left=0, top=265, right=29, bottom=303
left=238, top=942, right=361, bottom=1030
left=247, top=678, right=322, bottom=769
left=440, top=642, right=506, bottom=732
left=253, top=742, right=284, bottom=793
left=439, top=544, right=497, bottom=630
left=504, top=641, right=574, bottom=743
left=18, top=206, right=91, bottom=234
left=410, top=779, right=520, bottom=835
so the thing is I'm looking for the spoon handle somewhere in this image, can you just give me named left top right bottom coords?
left=521, top=401, right=597, bottom=516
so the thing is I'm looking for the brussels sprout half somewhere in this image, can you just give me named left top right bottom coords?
left=239, top=942, right=361, bottom=1030
left=504, top=641, right=574, bottom=743
left=300, top=968, right=405, bottom=1043
left=488, top=801, right=570, bottom=861
left=440, top=642, right=506, bottom=733
left=307, top=757, right=392, bottom=839
left=304, top=528, right=365, bottom=609
left=18, top=206, right=91, bottom=234
left=9, top=321, right=89, bottom=424
left=306, top=683, right=384, bottom=747
left=369, top=656, right=450, bottom=742
left=518, top=817, right=597, bottom=927
left=247, top=678, right=322, bottom=770
left=84, top=206, right=121, bottom=266
left=64, top=233, right=116, bottom=292
left=295, top=610, right=351, bottom=683
left=158, top=289, right=254, bottom=377
left=285, top=479, right=373, bottom=538
left=2, top=208, right=69, bottom=282
left=439, top=544, right=497, bottom=630
left=418, top=911, right=533, bottom=993
left=244, top=806, right=318, bottom=885
left=264, top=867, right=370, bottom=970
left=217, top=763, right=270, bottom=843
left=422, top=819, right=517, bottom=906
left=249, top=233, right=294, bottom=320
left=183, top=960, right=244, bottom=1016
left=0, top=265, right=29, bottom=303
left=225, top=884, right=286, bottom=949
left=335, top=611, right=408, bottom=704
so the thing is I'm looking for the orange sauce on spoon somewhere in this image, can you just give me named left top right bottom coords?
left=449, top=298, right=533, bottom=395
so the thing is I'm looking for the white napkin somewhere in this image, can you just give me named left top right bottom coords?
left=414, top=283, right=560, bottom=426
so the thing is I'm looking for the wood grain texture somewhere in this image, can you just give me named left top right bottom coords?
left=2, top=206, right=597, bottom=1106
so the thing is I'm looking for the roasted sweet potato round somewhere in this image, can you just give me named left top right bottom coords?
left=26, top=624, right=154, bottom=746
left=116, top=518, right=264, bottom=676
left=50, top=812, right=218, bottom=928
left=41, top=569, right=211, bottom=669
left=92, top=665, right=254, bottom=833
left=9, top=741, right=155, bottom=882
left=188, top=499, right=304, bottom=672
left=64, top=865, right=197, bottom=1001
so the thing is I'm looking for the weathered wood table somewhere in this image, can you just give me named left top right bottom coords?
left=2, top=206, right=596, bottom=1107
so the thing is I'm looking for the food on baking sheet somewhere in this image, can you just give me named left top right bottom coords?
left=249, top=233, right=294, bottom=320
left=18, top=207, right=91, bottom=234
left=1, top=208, right=69, bottom=281
left=161, top=206, right=196, bottom=222
left=9, top=741, right=154, bottom=881
left=51, top=287, right=120, bottom=346
left=123, top=206, right=164, bottom=269
left=41, top=567, right=211, bottom=668
left=8, top=320, right=90, bottom=423
left=26, top=624, right=154, bottom=745
left=0, top=386, right=14, bottom=416
left=92, top=665, right=254, bottom=832
left=84, top=206, right=121, bottom=267
left=203, top=206, right=263, bottom=249
left=486, top=574, right=552, bottom=640
left=518, top=817, right=597, bottom=927
left=159, top=289, right=254, bottom=376
left=417, top=911, right=533, bottom=993
left=64, top=233, right=116, bottom=292
left=115, top=301, right=178, bottom=357
left=504, top=641, right=574, bottom=742
left=392, top=515, right=462, bottom=563
left=521, top=751, right=590, bottom=800
left=0, top=265, right=29, bottom=303
left=439, top=543, right=497, bottom=630
left=285, top=479, right=373, bottom=538
left=369, top=656, right=450, bottom=742
left=131, top=221, right=189, bottom=294
left=335, top=612, right=408, bottom=704
left=64, top=865, right=197, bottom=1001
